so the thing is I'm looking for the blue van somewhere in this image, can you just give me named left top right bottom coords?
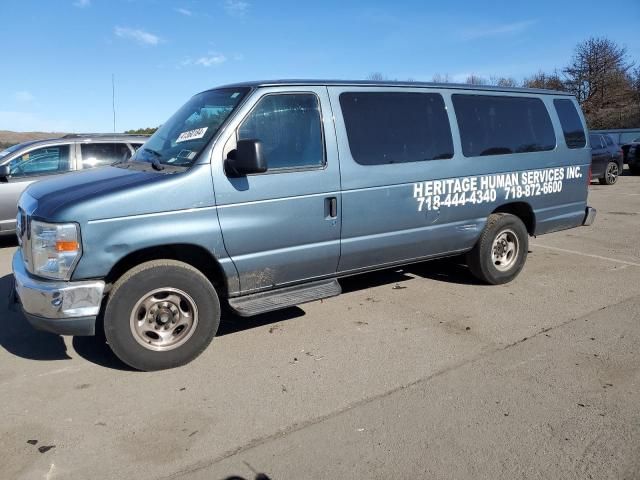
left=12, top=80, right=595, bottom=370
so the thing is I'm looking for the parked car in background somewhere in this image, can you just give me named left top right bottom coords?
left=0, top=134, right=148, bottom=235
left=626, top=137, right=640, bottom=175
left=592, top=128, right=640, bottom=164
left=589, top=133, right=623, bottom=185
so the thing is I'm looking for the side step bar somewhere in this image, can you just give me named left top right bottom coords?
left=228, top=279, right=342, bottom=317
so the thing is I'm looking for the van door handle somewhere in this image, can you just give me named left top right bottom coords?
left=326, top=197, right=337, bottom=218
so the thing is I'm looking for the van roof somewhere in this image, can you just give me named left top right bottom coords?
left=214, top=79, right=573, bottom=97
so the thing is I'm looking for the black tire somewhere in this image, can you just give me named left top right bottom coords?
left=104, top=260, right=220, bottom=371
left=466, top=213, right=529, bottom=285
left=630, top=165, right=640, bottom=176
left=598, top=161, right=619, bottom=185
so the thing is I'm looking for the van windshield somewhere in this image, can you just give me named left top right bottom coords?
left=129, top=87, right=250, bottom=168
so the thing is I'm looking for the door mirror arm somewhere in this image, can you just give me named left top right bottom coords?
left=224, top=139, right=267, bottom=177
left=0, top=164, right=11, bottom=181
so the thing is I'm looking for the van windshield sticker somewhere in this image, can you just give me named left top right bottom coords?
left=413, top=166, right=583, bottom=212
left=177, top=149, right=197, bottom=160
left=176, top=127, right=208, bottom=143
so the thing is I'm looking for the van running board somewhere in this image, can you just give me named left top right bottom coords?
left=228, top=279, right=342, bottom=317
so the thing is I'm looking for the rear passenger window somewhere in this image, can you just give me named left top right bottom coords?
left=453, top=94, right=555, bottom=157
left=81, top=143, right=132, bottom=168
left=339, top=92, right=453, bottom=165
left=553, top=99, right=586, bottom=149
left=604, top=135, right=613, bottom=146
left=238, top=93, right=324, bottom=170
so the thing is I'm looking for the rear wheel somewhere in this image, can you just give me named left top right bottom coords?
left=599, top=162, right=619, bottom=185
left=466, top=213, right=528, bottom=285
left=104, top=260, right=220, bottom=371
left=630, top=164, right=640, bottom=176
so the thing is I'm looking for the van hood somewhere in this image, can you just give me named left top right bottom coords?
left=25, top=164, right=215, bottom=222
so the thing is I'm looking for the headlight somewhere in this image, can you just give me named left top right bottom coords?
left=31, top=220, right=82, bottom=280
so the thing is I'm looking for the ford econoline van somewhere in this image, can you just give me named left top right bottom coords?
left=12, top=80, right=596, bottom=370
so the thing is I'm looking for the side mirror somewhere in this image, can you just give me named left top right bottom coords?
left=0, top=164, right=10, bottom=179
left=225, top=139, right=267, bottom=177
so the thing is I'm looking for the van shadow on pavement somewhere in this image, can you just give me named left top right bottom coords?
left=0, top=236, right=18, bottom=249
left=0, top=257, right=479, bottom=370
left=0, top=274, right=71, bottom=362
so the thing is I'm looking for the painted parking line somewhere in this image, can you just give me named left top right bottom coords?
left=532, top=243, right=640, bottom=268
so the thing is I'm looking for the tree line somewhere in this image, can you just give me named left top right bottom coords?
left=369, top=36, right=640, bottom=130
left=124, top=127, right=158, bottom=135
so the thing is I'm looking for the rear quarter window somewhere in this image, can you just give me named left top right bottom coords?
left=453, top=94, right=556, bottom=157
left=553, top=99, right=587, bottom=149
left=339, top=92, right=454, bottom=165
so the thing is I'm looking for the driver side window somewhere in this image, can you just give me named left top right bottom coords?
left=238, top=93, right=325, bottom=170
left=9, top=145, right=71, bottom=177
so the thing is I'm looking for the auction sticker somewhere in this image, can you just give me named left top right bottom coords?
left=176, top=127, right=208, bottom=143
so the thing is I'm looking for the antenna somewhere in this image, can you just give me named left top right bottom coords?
left=112, top=73, right=116, bottom=133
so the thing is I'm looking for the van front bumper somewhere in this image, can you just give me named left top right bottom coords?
left=12, top=250, right=104, bottom=336
left=583, top=207, right=597, bottom=226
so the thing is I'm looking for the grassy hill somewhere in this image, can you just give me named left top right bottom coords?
left=0, top=130, right=67, bottom=149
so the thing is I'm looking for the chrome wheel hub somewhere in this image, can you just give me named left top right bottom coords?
left=130, top=288, right=198, bottom=351
left=491, top=229, right=519, bottom=272
left=606, top=163, right=618, bottom=184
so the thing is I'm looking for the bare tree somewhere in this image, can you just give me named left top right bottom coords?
left=432, top=73, right=451, bottom=83
left=489, top=76, right=517, bottom=87
left=465, top=74, right=487, bottom=85
left=522, top=70, right=565, bottom=91
left=563, top=37, right=633, bottom=105
left=366, top=72, right=386, bottom=81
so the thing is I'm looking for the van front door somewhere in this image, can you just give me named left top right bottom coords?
left=214, top=87, right=341, bottom=294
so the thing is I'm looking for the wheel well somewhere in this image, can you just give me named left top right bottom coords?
left=105, top=244, right=228, bottom=297
left=492, top=202, right=535, bottom=235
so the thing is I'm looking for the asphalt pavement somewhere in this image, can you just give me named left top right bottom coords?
left=0, top=171, right=638, bottom=480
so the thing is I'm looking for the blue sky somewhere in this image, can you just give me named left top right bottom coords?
left=1, top=0, right=639, bottom=132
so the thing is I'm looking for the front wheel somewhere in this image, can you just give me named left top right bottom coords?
left=466, top=213, right=529, bottom=285
left=104, top=260, right=220, bottom=371
left=598, top=161, right=619, bottom=185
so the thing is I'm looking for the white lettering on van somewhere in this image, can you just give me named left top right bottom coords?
left=413, top=166, right=581, bottom=212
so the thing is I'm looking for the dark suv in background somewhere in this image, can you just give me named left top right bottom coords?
left=589, top=133, right=623, bottom=185
left=626, top=137, right=640, bottom=175
left=0, top=134, right=148, bottom=235
left=592, top=128, right=640, bottom=165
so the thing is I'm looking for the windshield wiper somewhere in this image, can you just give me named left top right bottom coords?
left=150, top=158, right=165, bottom=171
left=140, top=147, right=165, bottom=171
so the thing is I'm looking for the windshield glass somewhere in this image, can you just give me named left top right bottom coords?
left=130, top=87, right=250, bottom=167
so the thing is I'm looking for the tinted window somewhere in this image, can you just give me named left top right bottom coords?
left=453, top=94, right=556, bottom=157
left=604, top=135, right=614, bottom=146
left=81, top=143, right=132, bottom=168
left=9, top=145, right=71, bottom=177
left=339, top=92, right=453, bottom=165
left=589, top=134, right=602, bottom=149
left=553, top=99, right=586, bottom=149
left=238, top=93, right=324, bottom=170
